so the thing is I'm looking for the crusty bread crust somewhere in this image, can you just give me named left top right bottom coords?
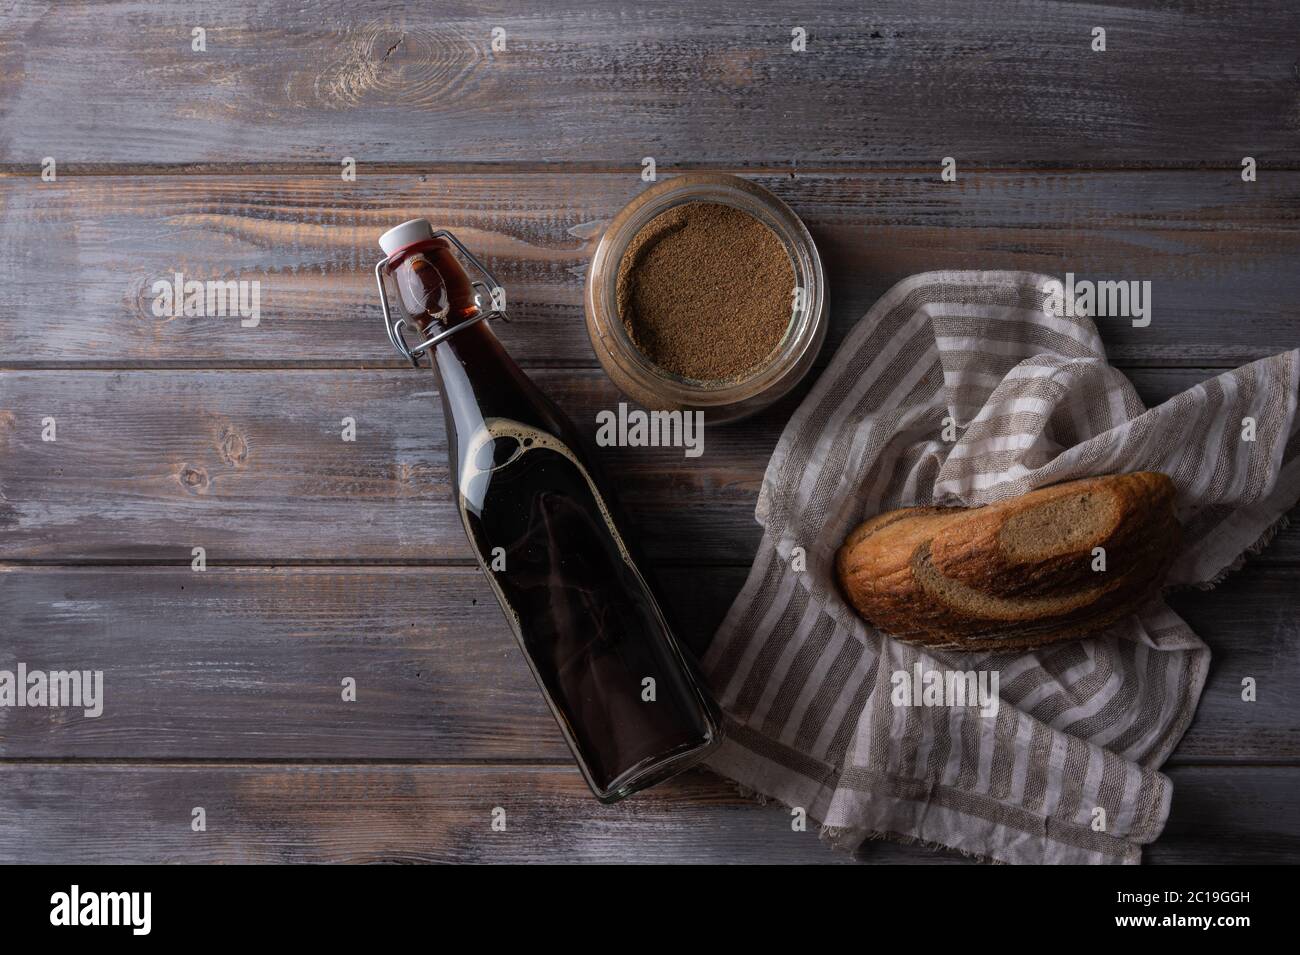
left=834, top=473, right=1181, bottom=651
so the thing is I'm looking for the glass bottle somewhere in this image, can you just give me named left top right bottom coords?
left=375, top=219, right=721, bottom=802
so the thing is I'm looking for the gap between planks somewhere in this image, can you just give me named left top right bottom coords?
left=0, top=362, right=1260, bottom=372
left=0, top=758, right=1294, bottom=769
left=2, top=162, right=1297, bottom=178
left=4, top=557, right=1298, bottom=569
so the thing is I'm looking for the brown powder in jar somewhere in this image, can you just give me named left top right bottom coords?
left=615, top=201, right=794, bottom=381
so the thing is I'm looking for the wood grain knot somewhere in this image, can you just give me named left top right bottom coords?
left=178, top=465, right=210, bottom=493
left=219, top=425, right=249, bottom=467
left=294, top=22, right=481, bottom=109
left=128, top=274, right=170, bottom=327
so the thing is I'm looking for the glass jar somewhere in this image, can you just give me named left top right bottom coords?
left=584, top=173, right=827, bottom=423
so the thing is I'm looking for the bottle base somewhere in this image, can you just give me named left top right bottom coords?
left=590, top=730, right=723, bottom=804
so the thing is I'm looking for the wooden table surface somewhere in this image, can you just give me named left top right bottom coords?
left=2, top=1, right=1298, bottom=864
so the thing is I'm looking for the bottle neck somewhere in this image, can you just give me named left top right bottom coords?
left=390, top=238, right=481, bottom=329
left=428, top=315, right=576, bottom=452
left=430, top=314, right=509, bottom=377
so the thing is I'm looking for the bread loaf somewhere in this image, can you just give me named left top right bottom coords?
left=834, top=473, right=1180, bottom=650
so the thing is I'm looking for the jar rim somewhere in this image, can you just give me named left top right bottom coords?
left=585, top=174, right=827, bottom=419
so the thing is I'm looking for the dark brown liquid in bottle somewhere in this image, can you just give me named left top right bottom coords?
left=391, top=239, right=720, bottom=800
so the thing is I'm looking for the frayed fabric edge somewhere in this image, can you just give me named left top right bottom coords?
left=706, top=768, right=988, bottom=864
left=702, top=760, right=1143, bottom=864
left=822, top=825, right=1001, bottom=864
left=1191, top=510, right=1292, bottom=591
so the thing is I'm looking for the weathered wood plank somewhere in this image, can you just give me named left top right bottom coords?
left=0, top=763, right=1290, bottom=863
left=1155, top=767, right=1300, bottom=866
left=0, top=564, right=1293, bottom=761
left=3, top=172, right=1300, bottom=368
left=1, top=367, right=1297, bottom=563
left=2, top=2, right=1297, bottom=166
left=0, top=368, right=756, bottom=562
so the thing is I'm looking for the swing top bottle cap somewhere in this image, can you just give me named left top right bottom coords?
left=379, top=218, right=434, bottom=257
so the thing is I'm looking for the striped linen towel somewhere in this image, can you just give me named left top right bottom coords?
left=702, top=271, right=1300, bottom=864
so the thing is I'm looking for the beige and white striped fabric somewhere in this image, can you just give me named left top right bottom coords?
left=703, top=271, right=1300, bottom=864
